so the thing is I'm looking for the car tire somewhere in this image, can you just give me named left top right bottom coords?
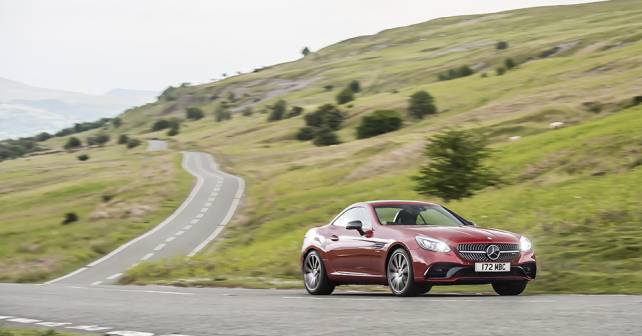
left=492, top=281, right=527, bottom=296
left=387, top=248, right=421, bottom=297
left=303, top=250, right=335, bottom=295
left=419, top=284, right=432, bottom=295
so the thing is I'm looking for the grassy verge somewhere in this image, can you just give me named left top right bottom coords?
left=0, top=328, right=81, bottom=336
left=0, top=143, right=193, bottom=282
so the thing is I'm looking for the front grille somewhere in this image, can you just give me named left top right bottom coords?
left=457, top=243, right=520, bottom=262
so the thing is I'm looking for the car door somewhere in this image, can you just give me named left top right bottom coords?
left=325, top=207, right=382, bottom=277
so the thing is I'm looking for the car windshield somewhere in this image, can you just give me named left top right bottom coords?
left=374, top=204, right=464, bottom=226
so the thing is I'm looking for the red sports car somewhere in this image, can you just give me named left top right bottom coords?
left=301, top=200, right=536, bottom=296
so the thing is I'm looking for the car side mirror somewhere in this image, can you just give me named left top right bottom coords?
left=346, top=220, right=364, bottom=234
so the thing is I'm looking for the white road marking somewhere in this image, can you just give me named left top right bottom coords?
left=107, top=331, right=154, bottom=336
left=9, top=318, right=41, bottom=323
left=208, top=197, right=215, bottom=202
left=175, top=230, right=185, bottom=236
left=190, top=219, right=199, bottom=224
left=0, top=316, right=14, bottom=319
left=91, top=281, right=103, bottom=286
left=214, top=187, right=221, bottom=191
left=153, top=243, right=166, bottom=251
left=106, top=273, right=123, bottom=280
left=210, top=192, right=218, bottom=197
left=37, top=322, right=72, bottom=327
left=200, top=207, right=208, bottom=213
left=165, top=236, right=176, bottom=243
left=205, top=202, right=212, bottom=207
left=141, top=253, right=154, bottom=261
left=183, top=225, right=193, bottom=230
left=45, top=152, right=207, bottom=285
left=196, top=213, right=204, bottom=218
left=67, top=325, right=112, bottom=331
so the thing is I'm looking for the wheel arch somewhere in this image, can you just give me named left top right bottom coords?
left=384, top=242, right=412, bottom=274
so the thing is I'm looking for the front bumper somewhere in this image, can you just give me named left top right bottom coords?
left=409, top=248, right=537, bottom=285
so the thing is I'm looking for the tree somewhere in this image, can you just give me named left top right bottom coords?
left=35, top=132, right=52, bottom=142
left=186, top=107, right=204, bottom=120
left=302, top=46, right=311, bottom=57
left=296, top=126, right=316, bottom=141
left=414, top=129, right=498, bottom=202
left=496, top=41, right=509, bottom=50
left=504, top=58, right=516, bottom=69
left=356, top=110, right=403, bottom=139
left=407, top=91, right=437, bottom=119
left=88, top=134, right=110, bottom=146
left=336, top=87, right=354, bottom=104
left=126, top=138, right=142, bottom=149
left=64, top=137, right=82, bottom=150
left=458, top=65, right=473, bottom=77
left=267, top=99, right=287, bottom=121
left=152, top=119, right=172, bottom=131
left=321, top=105, right=345, bottom=130
left=286, top=106, right=304, bottom=118
left=349, top=80, right=361, bottom=93
left=118, top=134, right=129, bottom=144
left=112, top=117, right=122, bottom=128
left=313, top=127, right=340, bottom=146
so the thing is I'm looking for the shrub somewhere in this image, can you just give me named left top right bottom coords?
left=62, top=212, right=79, bottom=225
left=457, top=65, right=473, bottom=77
left=87, top=134, right=110, bottom=146
left=268, top=99, right=287, bottom=121
left=167, top=125, right=179, bottom=136
left=215, top=106, right=232, bottom=122
left=414, top=129, right=498, bottom=201
left=313, top=127, right=340, bottom=146
left=496, top=41, right=509, bottom=50
left=242, top=107, right=253, bottom=116
left=112, top=117, right=122, bottom=128
left=286, top=106, right=304, bottom=118
left=186, top=107, right=204, bottom=120
left=632, top=96, right=642, bottom=106
left=437, top=65, right=474, bottom=81
left=159, top=86, right=179, bottom=101
left=35, top=132, right=52, bottom=142
left=336, top=87, right=354, bottom=104
left=349, top=80, right=361, bottom=93
left=504, top=58, right=516, bottom=69
left=296, top=126, right=316, bottom=141
left=407, top=90, right=437, bottom=119
left=304, top=110, right=324, bottom=128
left=126, top=138, right=142, bottom=149
left=77, top=154, right=90, bottom=161
left=496, top=67, right=506, bottom=76
left=63, top=137, right=82, bottom=150
left=356, top=110, right=403, bottom=139
left=151, top=119, right=172, bottom=131
left=302, top=46, right=310, bottom=56
left=118, top=134, right=129, bottom=144
left=324, top=84, right=334, bottom=91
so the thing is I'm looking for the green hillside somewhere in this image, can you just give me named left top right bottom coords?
left=1, top=0, right=641, bottom=292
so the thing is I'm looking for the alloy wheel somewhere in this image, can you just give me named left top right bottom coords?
left=388, top=251, right=409, bottom=293
left=304, top=252, right=321, bottom=290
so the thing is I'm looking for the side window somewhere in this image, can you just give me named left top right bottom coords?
left=332, top=207, right=372, bottom=229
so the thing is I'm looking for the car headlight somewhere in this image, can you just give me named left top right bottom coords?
left=520, top=236, right=532, bottom=252
left=415, top=236, right=451, bottom=253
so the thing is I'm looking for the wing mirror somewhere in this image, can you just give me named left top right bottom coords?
left=346, top=220, right=365, bottom=235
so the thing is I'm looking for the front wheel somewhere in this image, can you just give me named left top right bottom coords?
left=387, top=248, right=422, bottom=297
left=492, top=281, right=527, bottom=296
left=303, top=250, right=335, bottom=295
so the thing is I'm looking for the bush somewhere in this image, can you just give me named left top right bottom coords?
left=313, top=127, right=340, bottom=146
left=496, top=67, right=506, bottom=76
left=414, top=129, right=498, bottom=201
left=267, top=99, right=287, bottom=121
left=118, top=134, right=129, bottom=144
left=159, top=86, right=179, bottom=101
left=186, top=107, right=204, bottom=120
left=62, top=212, right=79, bottom=225
left=356, top=110, right=403, bottom=139
left=296, top=126, right=316, bottom=141
left=323, top=84, right=334, bottom=91
left=126, top=138, right=142, bottom=149
left=63, top=137, right=82, bottom=150
left=302, top=46, right=310, bottom=56
left=0, top=138, right=42, bottom=160
left=151, top=119, right=172, bottom=131
left=286, top=106, right=304, bottom=118
left=303, top=104, right=344, bottom=130
left=215, top=106, right=232, bottom=121
left=336, top=87, right=354, bottom=105
left=35, top=132, right=52, bottom=142
left=349, top=80, right=361, bottom=93
left=496, top=41, right=509, bottom=50
left=504, top=58, right=516, bottom=69
left=87, top=134, right=110, bottom=146
left=77, top=154, right=90, bottom=161
left=437, top=65, right=474, bottom=81
left=167, top=125, right=179, bottom=136
left=112, top=117, right=122, bottom=128
left=242, top=107, right=253, bottom=116
left=407, top=91, right=437, bottom=119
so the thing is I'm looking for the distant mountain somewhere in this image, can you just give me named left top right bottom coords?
left=0, top=77, right=157, bottom=139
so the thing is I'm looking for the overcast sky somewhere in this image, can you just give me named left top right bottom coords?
left=1, top=0, right=598, bottom=95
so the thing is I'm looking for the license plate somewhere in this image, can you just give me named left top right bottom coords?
left=475, top=262, right=510, bottom=272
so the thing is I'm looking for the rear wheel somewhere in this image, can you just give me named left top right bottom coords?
left=387, top=248, right=421, bottom=297
left=303, top=250, right=335, bottom=295
left=492, top=281, right=527, bottom=296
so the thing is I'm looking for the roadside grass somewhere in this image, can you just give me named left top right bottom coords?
left=0, top=328, right=80, bottom=336
left=0, top=143, right=193, bottom=282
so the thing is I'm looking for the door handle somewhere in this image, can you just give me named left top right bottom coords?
left=330, top=235, right=339, bottom=241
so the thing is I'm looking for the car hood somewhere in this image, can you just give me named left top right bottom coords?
left=392, top=226, right=520, bottom=244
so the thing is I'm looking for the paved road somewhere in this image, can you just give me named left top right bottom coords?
left=45, top=148, right=244, bottom=286
left=0, top=284, right=640, bottom=336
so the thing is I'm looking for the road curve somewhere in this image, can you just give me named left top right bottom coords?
left=1, top=284, right=641, bottom=336
left=45, top=148, right=244, bottom=286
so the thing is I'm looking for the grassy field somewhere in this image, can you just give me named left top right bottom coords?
left=0, top=328, right=79, bottom=336
left=117, top=0, right=642, bottom=293
left=0, top=141, right=193, bottom=282
left=2, top=0, right=641, bottom=293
